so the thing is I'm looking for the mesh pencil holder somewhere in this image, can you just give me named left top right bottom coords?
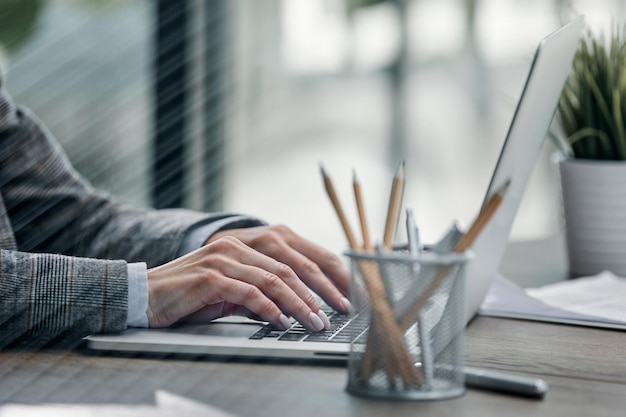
left=344, top=248, right=472, bottom=401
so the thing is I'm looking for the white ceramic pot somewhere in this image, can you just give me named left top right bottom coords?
left=559, top=158, right=626, bottom=277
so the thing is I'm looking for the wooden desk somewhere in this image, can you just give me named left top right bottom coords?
left=1, top=316, right=625, bottom=416
left=1, top=237, right=625, bottom=416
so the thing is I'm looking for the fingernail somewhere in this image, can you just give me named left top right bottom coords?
left=317, top=309, right=331, bottom=329
left=279, top=314, right=292, bottom=330
left=340, top=297, right=352, bottom=313
left=309, top=312, right=325, bottom=332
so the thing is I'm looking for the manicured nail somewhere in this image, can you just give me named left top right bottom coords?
left=317, top=309, right=331, bottom=329
left=340, top=297, right=352, bottom=313
left=279, top=314, right=292, bottom=330
left=309, top=312, right=325, bottom=332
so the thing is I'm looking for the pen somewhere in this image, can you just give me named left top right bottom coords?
left=405, top=207, right=433, bottom=387
left=405, top=207, right=422, bottom=255
left=464, top=367, right=549, bottom=399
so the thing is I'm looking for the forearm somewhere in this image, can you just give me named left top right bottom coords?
left=0, top=108, right=263, bottom=267
left=0, top=249, right=128, bottom=341
left=1, top=74, right=268, bottom=267
left=85, top=208, right=265, bottom=267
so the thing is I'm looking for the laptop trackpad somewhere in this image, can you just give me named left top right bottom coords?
left=177, top=317, right=265, bottom=338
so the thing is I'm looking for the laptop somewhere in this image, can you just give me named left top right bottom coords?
left=86, top=16, right=584, bottom=361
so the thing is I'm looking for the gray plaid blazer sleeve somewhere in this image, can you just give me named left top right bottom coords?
left=0, top=72, right=263, bottom=341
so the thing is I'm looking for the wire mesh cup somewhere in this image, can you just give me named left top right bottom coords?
left=344, top=248, right=472, bottom=401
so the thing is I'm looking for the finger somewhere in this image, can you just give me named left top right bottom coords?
left=274, top=246, right=351, bottom=315
left=213, top=278, right=293, bottom=330
left=253, top=231, right=351, bottom=313
left=206, top=237, right=328, bottom=331
left=226, top=261, right=327, bottom=331
left=210, top=227, right=351, bottom=314
left=248, top=253, right=322, bottom=312
left=273, top=226, right=351, bottom=294
left=290, top=239, right=351, bottom=295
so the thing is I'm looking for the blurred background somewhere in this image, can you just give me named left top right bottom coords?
left=0, top=0, right=623, bottom=257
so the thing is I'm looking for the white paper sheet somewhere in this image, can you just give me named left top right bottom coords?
left=479, top=272, right=626, bottom=330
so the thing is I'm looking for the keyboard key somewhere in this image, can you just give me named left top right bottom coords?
left=279, top=332, right=307, bottom=341
left=249, top=310, right=368, bottom=344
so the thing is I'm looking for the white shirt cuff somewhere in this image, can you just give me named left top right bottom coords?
left=127, top=262, right=149, bottom=328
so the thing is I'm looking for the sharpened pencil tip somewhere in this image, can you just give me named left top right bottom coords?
left=319, top=163, right=328, bottom=179
left=394, top=160, right=405, bottom=178
left=496, top=178, right=512, bottom=196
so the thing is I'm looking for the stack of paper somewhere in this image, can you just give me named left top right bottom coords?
left=480, top=271, right=626, bottom=330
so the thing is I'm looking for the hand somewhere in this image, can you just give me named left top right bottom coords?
left=207, top=225, right=351, bottom=313
left=146, top=226, right=351, bottom=331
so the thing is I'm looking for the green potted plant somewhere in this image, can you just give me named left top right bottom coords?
left=553, top=25, right=626, bottom=277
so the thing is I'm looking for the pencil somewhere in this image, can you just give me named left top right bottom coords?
left=382, top=161, right=405, bottom=250
left=320, top=164, right=421, bottom=385
left=398, top=179, right=511, bottom=331
left=452, top=179, right=510, bottom=253
left=320, top=164, right=359, bottom=249
left=353, top=169, right=372, bottom=251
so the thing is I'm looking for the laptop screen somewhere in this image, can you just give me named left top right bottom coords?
left=463, top=15, right=584, bottom=323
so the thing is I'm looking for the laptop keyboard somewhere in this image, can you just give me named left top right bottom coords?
left=249, top=307, right=368, bottom=343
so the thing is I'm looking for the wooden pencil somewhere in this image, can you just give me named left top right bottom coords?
left=321, top=163, right=421, bottom=385
left=362, top=179, right=511, bottom=379
left=452, top=180, right=511, bottom=253
left=353, top=169, right=372, bottom=251
left=382, top=161, right=405, bottom=250
left=320, top=164, right=359, bottom=249
left=398, top=179, right=511, bottom=331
